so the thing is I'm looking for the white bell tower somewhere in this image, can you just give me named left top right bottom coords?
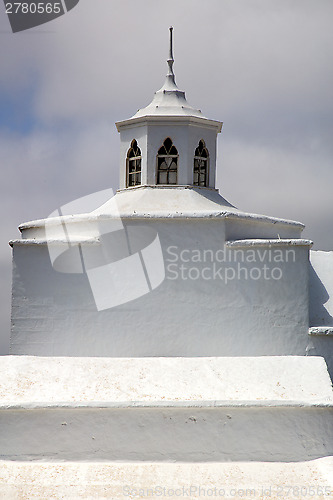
left=116, top=27, right=222, bottom=190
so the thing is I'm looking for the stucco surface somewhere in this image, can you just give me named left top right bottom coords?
left=0, top=356, right=332, bottom=463
left=308, top=251, right=333, bottom=380
left=0, top=459, right=332, bottom=498
left=310, top=251, right=333, bottom=327
left=10, top=218, right=311, bottom=357
left=0, top=356, right=332, bottom=405
left=1, top=405, right=333, bottom=462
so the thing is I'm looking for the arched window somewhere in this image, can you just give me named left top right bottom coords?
left=127, top=139, right=142, bottom=187
left=193, top=140, right=209, bottom=187
left=156, top=138, right=178, bottom=185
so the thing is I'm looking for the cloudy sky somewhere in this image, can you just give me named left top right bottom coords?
left=0, top=0, right=332, bottom=353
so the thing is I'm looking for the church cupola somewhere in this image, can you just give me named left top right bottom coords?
left=116, top=27, right=222, bottom=190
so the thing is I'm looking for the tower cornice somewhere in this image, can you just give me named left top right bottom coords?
left=116, top=115, right=222, bottom=133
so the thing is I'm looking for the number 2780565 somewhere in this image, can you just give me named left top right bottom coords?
left=5, top=3, right=62, bottom=14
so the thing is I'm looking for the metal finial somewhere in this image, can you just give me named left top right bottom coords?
left=167, top=26, right=175, bottom=78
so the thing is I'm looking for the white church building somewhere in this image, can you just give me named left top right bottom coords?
left=1, top=28, right=332, bottom=497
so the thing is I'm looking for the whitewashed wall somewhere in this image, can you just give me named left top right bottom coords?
left=309, top=251, right=333, bottom=327
left=308, top=250, right=333, bottom=379
left=11, top=218, right=311, bottom=358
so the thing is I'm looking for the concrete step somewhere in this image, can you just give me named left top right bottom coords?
left=1, top=355, right=332, bottom=404
left=0, top=459, right=332, bottom=499
left=0, top=356, right=332, bottom=463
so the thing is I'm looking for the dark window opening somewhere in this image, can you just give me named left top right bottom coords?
left=193, top=139, right=209, bottom=187
left=157, top=138, right=178, bottom=185
left=127, top=139, right=142, bottom=187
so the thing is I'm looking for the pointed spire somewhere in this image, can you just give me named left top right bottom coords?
left=162, top=26, right=179, bottom=91
left=167, top=27, right=175, bottom=81
left=131, top=26, right=204, bottom=118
